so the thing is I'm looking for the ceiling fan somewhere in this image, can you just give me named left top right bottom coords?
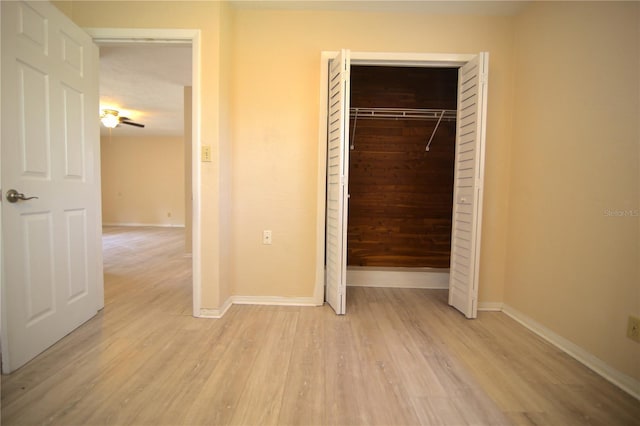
left=100, top=109, right=145, bottom=128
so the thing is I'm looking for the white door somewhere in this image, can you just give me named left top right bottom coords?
left=325, top=49, right=350, bottom=315
left=448, top=53, right=489, bottom=319
left=1, top=0, right=103, bottom=373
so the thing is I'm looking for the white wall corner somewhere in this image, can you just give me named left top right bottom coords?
left=198, top=297, right=233, bottom=319
left=502, top=304, right=640, bottom=401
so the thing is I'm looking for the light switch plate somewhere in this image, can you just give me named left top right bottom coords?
left=201, top=145, right=212, bottom=162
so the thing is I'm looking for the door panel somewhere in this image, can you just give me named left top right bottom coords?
left=61, top=31, right=85, bottom=76
left=448, top=53, right=489, bottom=319
left=62, top=84, right=86, bottom=179
left=325, top=49, right=350, bottom=315
left=66, top=209, right=90, bottom=302
left=1, top=0, right=102, bottom=373
left=18, top=61, right=51, bottom=177
left=23, top=212, right=56, bottom=325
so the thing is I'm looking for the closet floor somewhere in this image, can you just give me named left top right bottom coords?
left=1, top=227, right=638, bottom=425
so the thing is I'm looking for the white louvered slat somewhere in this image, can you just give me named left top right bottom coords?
left=448, top=53, right=489, bottom=319
left=325, top=49, right=350, bottom=315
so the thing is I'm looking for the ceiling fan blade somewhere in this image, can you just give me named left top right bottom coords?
left=121, top=121, right=145, bottom=128
left=119, top=117, right=145, bottom=128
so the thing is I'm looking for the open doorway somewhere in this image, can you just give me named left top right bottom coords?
left=97, top=42, right=193, bottom=311
left=99, top=43, right=192, bottom=296
left=87, top=28, right=201, bottom=316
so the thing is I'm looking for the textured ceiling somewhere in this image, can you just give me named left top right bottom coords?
left=228, top=0, right=529, bottom=15
left=99, top=44, right=192, bottom=137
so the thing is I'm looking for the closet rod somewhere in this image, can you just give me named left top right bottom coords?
left=349, top=107, right=456, bottom=121
left=349, top=107, right=456, bottom=152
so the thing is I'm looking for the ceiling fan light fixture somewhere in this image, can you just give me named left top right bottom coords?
left=101, top=109, right=120, bottom=128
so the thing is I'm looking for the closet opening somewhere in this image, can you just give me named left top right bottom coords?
left=319, top=50, right=488, bottom=318
left=347, top=66, right=458, bottom=288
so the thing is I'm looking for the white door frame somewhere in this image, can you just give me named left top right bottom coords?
left=315, top=51, right=477, bottom=306
left=85, top=28, right=203, bottom=317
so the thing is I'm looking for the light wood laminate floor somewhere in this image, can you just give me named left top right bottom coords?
left=1, top=227, right=638, bottom=425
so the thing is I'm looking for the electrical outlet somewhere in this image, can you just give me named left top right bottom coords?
left=262, top=230, right=272, bottom=245
left=627, top=315, right=640, bottom=343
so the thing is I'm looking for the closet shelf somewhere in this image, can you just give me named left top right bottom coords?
left=349, top=107, right=457, bottom=121
left=349, top=107, right=456, bottom=152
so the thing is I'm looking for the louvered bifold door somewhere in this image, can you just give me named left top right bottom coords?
left=325, top=49, right=350, bottom=315
left=448, top=53, right=489, bottom=319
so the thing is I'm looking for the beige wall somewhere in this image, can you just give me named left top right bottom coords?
left=101, top=135, right=185, bottom=226
left=230, top=9, right=514, bottom=300
left=506, top=2, right=640, bottom=381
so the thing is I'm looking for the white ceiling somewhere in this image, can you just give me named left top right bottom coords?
left=99, top=44, right=192, bottom=137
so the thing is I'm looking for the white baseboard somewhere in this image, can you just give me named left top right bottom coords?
left=198, top=295, right=321, bottom=319
left=502, top=304, right=640, bottom=400
left=102, top=222, right=185, bottom=228
left=231, top=295, right=320, bottom=306
left=347, top=267, right=449, bottom=289
left=478, top=302, right=504, bottom=312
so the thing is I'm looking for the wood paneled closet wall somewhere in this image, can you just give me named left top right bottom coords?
left=348, top=66, right=458, bottom=268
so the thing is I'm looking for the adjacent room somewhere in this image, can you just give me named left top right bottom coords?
left=98, top=43, right=194, bottom=311
left=99, top=44, right=191, bottom=230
